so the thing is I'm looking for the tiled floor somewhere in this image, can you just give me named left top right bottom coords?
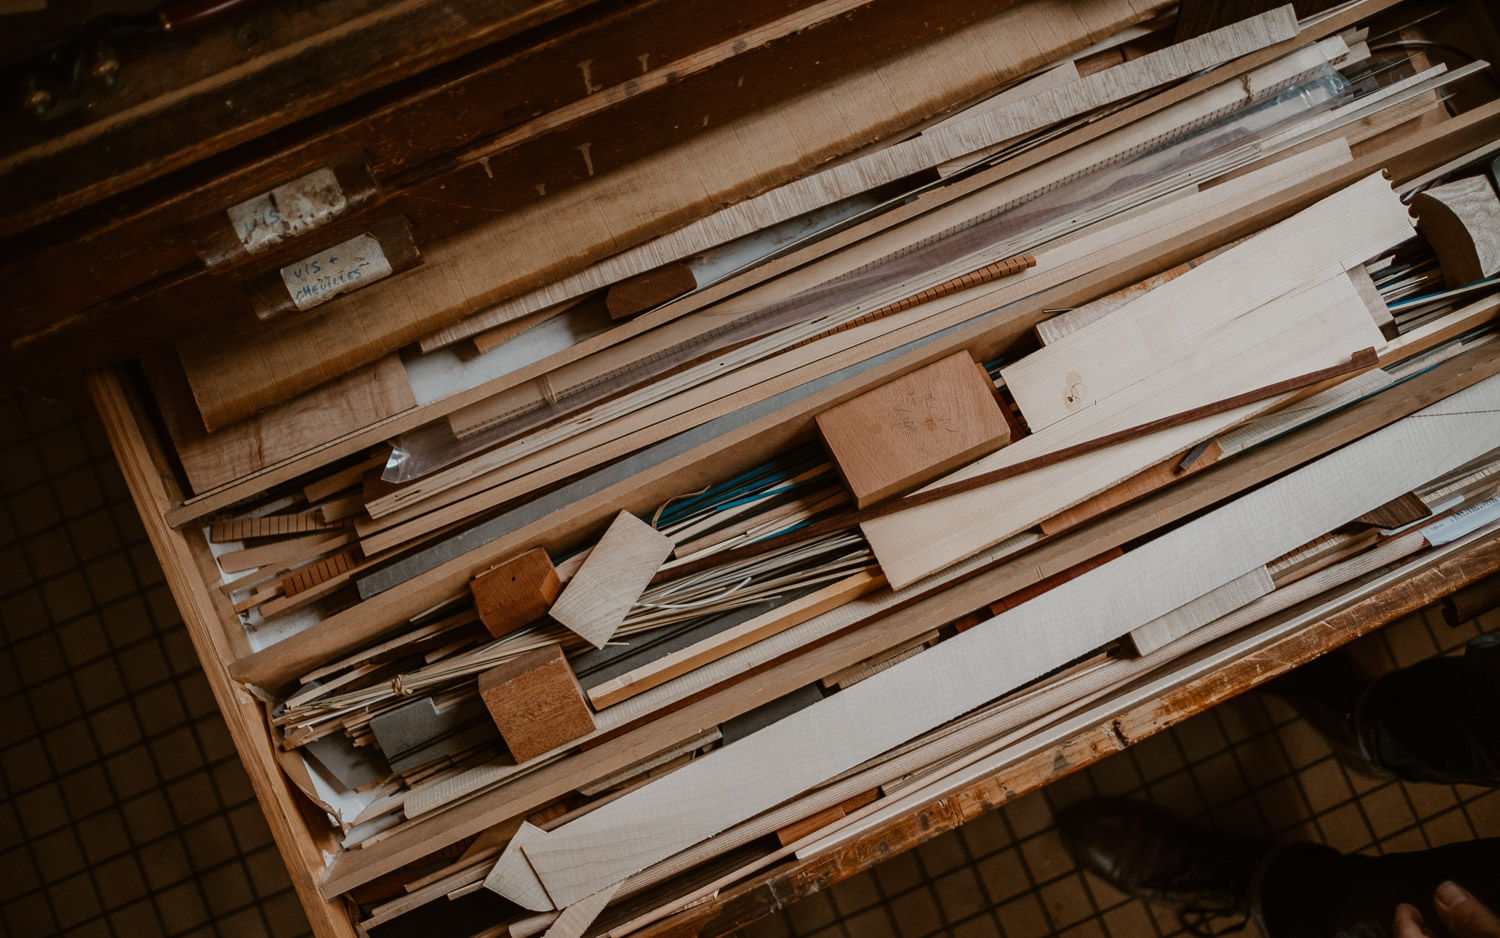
left=0, top=382, right=1495, bottom=938
left=0, top=388, right=313, bottom=938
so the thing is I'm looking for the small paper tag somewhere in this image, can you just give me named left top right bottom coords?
left=1420, top=495, right=1500, bottom=546
left=281, top=233, right=392, bottom=311
left=227, top=167, right=347, bottom=254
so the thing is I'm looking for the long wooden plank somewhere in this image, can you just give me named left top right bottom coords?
left=418, top=7, right=1292, bottom=349
left=510, top=374, right=1500, bottom=907
left=165, top=14, right=1482, bottom=529
left=587, top=570, right=885, bottom=709
left=425, top=38, right=1347, bottom=465
left=175, top=0, right=1164, bottom=429
left=314, top=347, right=1500, bottom=899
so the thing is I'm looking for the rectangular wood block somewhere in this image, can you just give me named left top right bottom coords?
left=471, top=548, right=562, bottom=639
left=815, top=350, right=1011, bottom=508
left=477, top=644, right=595, bottom=764
left=547, top=512, right=674, bottom=648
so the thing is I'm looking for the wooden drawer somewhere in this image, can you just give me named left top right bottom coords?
left=77, top=0, right=1500, bottom=933
left=91, top=361, right=1500, bottom=936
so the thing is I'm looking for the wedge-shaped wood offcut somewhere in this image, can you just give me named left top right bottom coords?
left=817, top=351, right=1010, bottom=508
left=505, top=375, right=1500, bottom=908
left=478, top=644, right=595, bottom=764
left=471, top=548, right=562, bottom=639
left=1128, top=566, right=1274, bottom=655
left=548, top=513, right=673, bottom=648
left=1411, top=175, right=1500, bottom=287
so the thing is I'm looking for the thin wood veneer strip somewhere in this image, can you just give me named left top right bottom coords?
left=655, top=350, right=1376, bottom=584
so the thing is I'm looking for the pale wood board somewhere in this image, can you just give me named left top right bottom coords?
left=512, top=374, right=1500, bottom=906
left=542, top=883, right=618, bottom=938
left=798, top=526, right=1448, bottom=857
left=1128, top=565, right=1274, bottom=654
left=314, top=347, right=1500, bottom=898
left=143, top=353, right=414, bottom=492
left=865, top=268, right=1385, bottom=589
left=1002, top=175, right=1414, bottom=432
left=174, top=0, right=1168, bottom=429
left=418, top=6, right=1291, bottom=351
left=547, top=513, right=674, bottom=648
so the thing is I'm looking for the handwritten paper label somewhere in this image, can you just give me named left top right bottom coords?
left=1420, top=495, right=1500, bottom=546
left=281, top=233, right=392, bottom=311
left=226, top=167, right=347, bottom=254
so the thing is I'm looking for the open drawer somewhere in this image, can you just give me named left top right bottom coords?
left=82, top=0, right=1500, bottom=933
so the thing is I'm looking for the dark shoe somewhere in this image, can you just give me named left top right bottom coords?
left=1057, top=798, right=1272, bottom=936
left=1263, top=648, right=1393, bottom=780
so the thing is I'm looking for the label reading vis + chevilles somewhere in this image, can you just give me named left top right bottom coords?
left=280, top=233, right=393, bottom=311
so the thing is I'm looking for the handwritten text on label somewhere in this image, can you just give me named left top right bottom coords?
left=281, top=233, right=392, bottom=311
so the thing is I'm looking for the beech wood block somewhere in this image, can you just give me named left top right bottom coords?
left=477, top=644, right=595, bottom=764
left=1411, top=175, right=1500, bottom=287
left=548, top=512, right=674, bottom=648
left=816, top=351, right=1011, bottom=508
left=471, top=548, right=562, bottom=639
left=605, top=262, right=697, bottom=319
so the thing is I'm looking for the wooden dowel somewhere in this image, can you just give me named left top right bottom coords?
left=652, top=348, right=1377, bottom=584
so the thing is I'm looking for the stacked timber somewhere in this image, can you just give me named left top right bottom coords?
left=21, top=0, right=1500, bottom=933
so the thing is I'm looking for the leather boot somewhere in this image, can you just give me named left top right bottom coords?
left=1057, top=798, right=1272, bottom=934
left=1262, top=648, right=1392, bottom=780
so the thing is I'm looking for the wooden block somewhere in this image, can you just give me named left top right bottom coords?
left=605, top=262, right=697, bottom=320
left=816, top=351, right=1011, bottom=508
left=471, top=549, right=562, bottom=640
left=478, top=644, right=595, bottom=765
left=547, top=513, right=673, bottom=648
left=1412, top=175, right=1500, bottom=287
left=1354, top=492, right=1431, bottom=529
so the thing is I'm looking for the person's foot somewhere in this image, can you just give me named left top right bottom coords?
left=1263, top=648, right=1393, bottom=779
left=1057, top=798, right=1271, bottom=932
